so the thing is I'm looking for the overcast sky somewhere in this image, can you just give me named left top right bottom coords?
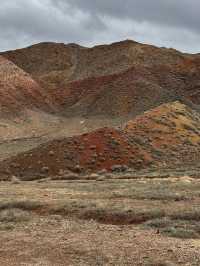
left=1, top=0, right=200, bottom=53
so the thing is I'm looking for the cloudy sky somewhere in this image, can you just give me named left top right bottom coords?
left=1, top=0, right=199, bottom=53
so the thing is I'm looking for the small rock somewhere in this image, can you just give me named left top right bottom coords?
left=41, top=166, right=49, bottom=173
left=62, top=174, right=79, bottom=180
left=90, top=145, right=97, bottom=150
left=74, top=165, right=82, bottom=173
left=97, top=176, right=106, bottom=181
left=11, top=175, right=20, bottom=184
left=49, top=151, right=55, bottom=156
left=97, top=169, right=107, bottom=175
left=111, top=165, right=128, bottom=173
left=51, top=173, right=79, bottom=180
left=90, top=173, right=100, bottom=179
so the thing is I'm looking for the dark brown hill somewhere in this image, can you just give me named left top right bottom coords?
left=57, top=66, right=176, bottom=117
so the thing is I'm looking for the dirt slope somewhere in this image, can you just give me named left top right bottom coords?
left=1, top=101, right=200, bottom=179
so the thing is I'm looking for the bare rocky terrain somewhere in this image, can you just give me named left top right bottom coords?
left=0, top=39, right=200, bottom=265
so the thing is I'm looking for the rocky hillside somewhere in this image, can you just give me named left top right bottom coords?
left=59, top=66, right=176, bottom=117
left=125, top=101, right=200, bottom=167
left=0, top=40, right=200, bottom=176
left=1, top=101, right=200, bottom=179
left=0, top=127, right=152, bottom=179
left=2, top=40, right=200, bottom=117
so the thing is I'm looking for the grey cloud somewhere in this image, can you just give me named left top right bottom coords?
left=60, top=0, right=200, bottom=33
left=0, top=0, right=106, bottom=51
left=0, top=0, right=200, bottom=53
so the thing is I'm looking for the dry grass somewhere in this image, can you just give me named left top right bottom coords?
left=0, top=178, right=200, bottom=264
left=0, top=200, right=42, bottom=231
left=1, top=178, right=200, bottom=233
left=144, top=218, right=200, bottom=239
left=0, top=200, right=43, bottom=212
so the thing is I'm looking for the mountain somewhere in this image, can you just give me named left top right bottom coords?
left=2, top=40, right=200, bottom=118
left=0, top=40, right=200, bottom=174
left=1, top=101, right=200, bottom=179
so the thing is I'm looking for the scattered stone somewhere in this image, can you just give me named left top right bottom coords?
left=97, top=169, right=108, bottom=175
left=90, top=173, right=100, bottom=179
left=49, top=151, right=55, bottom=156
left=111, top=165, right=128, bottom=173
left=74, top=165, right=82, bottom=173
left=90, top=145, right=97, bottom=150
left=11, top=175, right=20, bottom=184
left=10, top=163, right=20, bottom=168
left=99, top=157, right=106, bottom=162
left=41, top=166, right=49, bottom=173
left=61, top=173, right=79, bottom=180
left=96, top=176, right=106, bottom=181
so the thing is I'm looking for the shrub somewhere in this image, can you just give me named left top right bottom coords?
left=0, top=200, right=43, bottom=212
left=0, top=208, right=30, bottom=223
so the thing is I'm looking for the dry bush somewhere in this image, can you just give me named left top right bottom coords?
left=144, top=210, right=200, bottom=239
left=0, top=208, right=30, bottom=223
left=0, top=200, right=43, bottom=212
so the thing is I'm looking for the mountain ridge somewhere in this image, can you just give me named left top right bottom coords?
left=1, top=39, right=200, bottom=119
left=0, top=39, right=200, bottom=172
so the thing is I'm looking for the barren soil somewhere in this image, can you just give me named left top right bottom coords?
left=0, top=177, right=200, bottom=265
